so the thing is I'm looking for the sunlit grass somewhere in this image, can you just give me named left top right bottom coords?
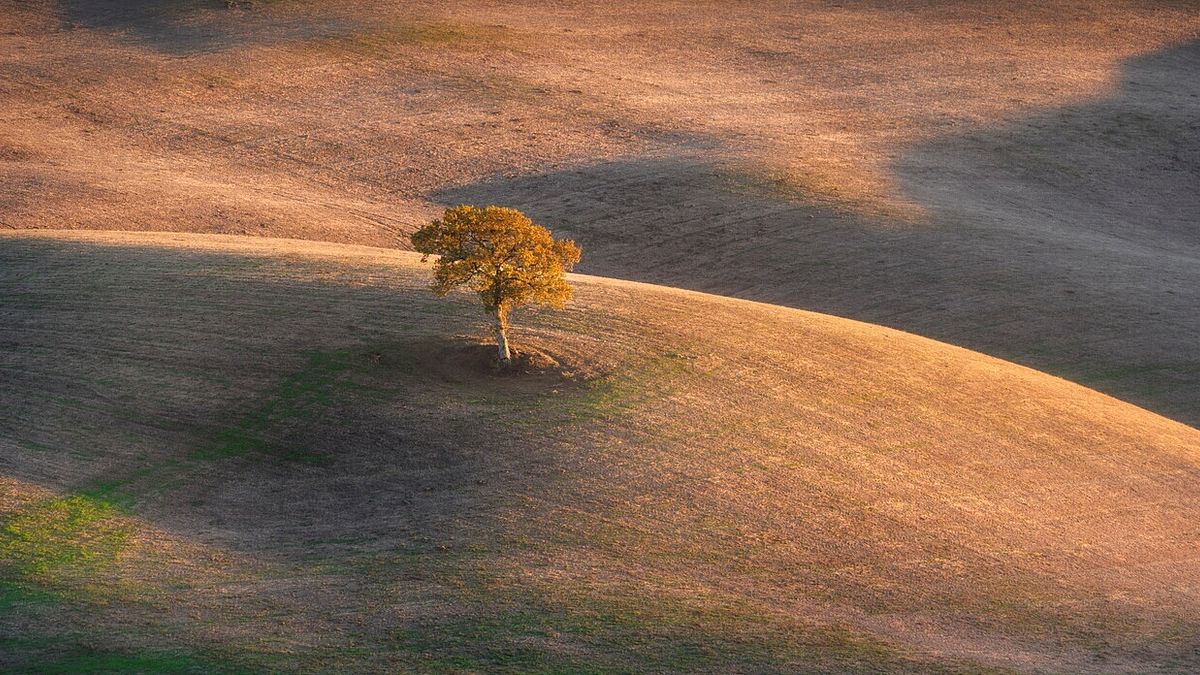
left=0, top=495, right=131, bottom=581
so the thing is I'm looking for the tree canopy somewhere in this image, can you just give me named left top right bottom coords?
left=410, top=205, right=581, bottom=362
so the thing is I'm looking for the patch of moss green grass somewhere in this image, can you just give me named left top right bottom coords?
left=193, top=350, right=356, bottom=463
left=0, top=495, right=131, bottom=581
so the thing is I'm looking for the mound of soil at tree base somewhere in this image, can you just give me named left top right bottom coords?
left=363, top=335, right=589, bottom=384
left=440, top=339, right=571, bottom=377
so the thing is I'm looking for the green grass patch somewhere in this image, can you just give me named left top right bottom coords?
left=0, top=580, right=58, bottom=610
left=37, top=347, right=368, bottom=517
left=193, top=350, right=356, bottom=462
left=0, top=495, right=131, bottom=580
left=76, top=480, right=137, bottom=511
left=552, top=351, right=694, bottom=422
left=75, top=457, right=191, bottom=511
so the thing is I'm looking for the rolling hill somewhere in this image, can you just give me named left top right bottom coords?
left=1, top=0, right=1198, bottom=425
left=2, top=230, right=1197, bottom=672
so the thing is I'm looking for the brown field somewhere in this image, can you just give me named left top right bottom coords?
left=1, top=0, right=1197, bottom=424
left=2, top=1, right=1199, bottom=672
left=2, top=230, right=1199, bottom=672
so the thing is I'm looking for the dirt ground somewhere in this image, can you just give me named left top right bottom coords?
left=2, top=231, right=1199, bottom=672
left=1, top=0, right=1197, bottom=425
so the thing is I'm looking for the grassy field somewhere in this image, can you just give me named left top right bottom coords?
left=2, top=230, right=1198, bottom=672
left=0, top=0, right=1197, bottom=425
left=1, top=1, right=1197, bottom=671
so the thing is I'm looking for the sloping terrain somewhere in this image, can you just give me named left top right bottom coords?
left=2, top=231, right=1198, bottom=672
left=1, top=0, right=1198, bottom=425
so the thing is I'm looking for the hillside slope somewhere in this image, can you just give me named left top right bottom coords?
left=2, top=231, right=1198, bottom=673
left=1, top=0, right=1197, bottom=425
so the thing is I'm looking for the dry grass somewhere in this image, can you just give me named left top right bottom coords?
left=1, top=2, right=1197, bottom=670
left=0, top=1, right=1196, bottom=426
left=2, top=230, right=1197, bottom=672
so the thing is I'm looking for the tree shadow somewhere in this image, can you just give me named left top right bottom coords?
left=440, top=39, right=1200, bottom=426
left=0, top=235, right=632, bottom=669
left=0, top=237, right=578, bottom=561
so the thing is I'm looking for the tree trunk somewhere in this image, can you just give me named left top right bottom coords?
left=494, top=309, right=511, bottom=363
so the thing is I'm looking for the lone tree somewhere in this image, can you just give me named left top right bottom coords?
left=411, top=205, right=582, bottom=364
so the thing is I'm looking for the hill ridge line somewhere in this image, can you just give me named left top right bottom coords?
left=5, top=228, right=1197, bottom=435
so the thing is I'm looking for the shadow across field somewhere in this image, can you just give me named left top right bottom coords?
left=2, top=235, right=989, bottom=672
left=0, top=237, right=591, bottom=669
left=898, top=40, right=1200, bottom=249
left=5, top=234, right=1200, bottom=671
left=56, top=0, right=353, bottom=55
left=441, top=40, right=1200, bottom=426
left=0, top=238, right=591, bottom=560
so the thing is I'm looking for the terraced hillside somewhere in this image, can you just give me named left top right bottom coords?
left=2, top=0, right=1198, bottom=425
left=2, top=231, right=1198, bottom=672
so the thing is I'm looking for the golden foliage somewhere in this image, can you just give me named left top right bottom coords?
left=410, top=205, right=581, bottom=359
